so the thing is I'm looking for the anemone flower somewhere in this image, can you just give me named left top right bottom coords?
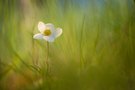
left=33, top=21, right=62, bottom=42
left=33, top=21, right=62, bottom=81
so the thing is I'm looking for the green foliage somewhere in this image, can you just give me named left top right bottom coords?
left=0, top=0, right=135, bottom=90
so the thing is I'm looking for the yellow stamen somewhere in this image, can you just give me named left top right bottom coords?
left=43, top=29, right=51, bottom=36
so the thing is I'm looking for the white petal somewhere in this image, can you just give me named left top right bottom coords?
left=33, top=33, right=43, bottom=39
left=45, top=23, right=55, bottom=32
left=38, top=21, right=46, bottom=33
left=43, top=36, right=55, bottom=42
left=45, top=23, right=54, bottom=28
left=54, top=28, right=62, bottom=38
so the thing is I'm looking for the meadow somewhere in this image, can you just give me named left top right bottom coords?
left=0, top=0, right=135, bottom=90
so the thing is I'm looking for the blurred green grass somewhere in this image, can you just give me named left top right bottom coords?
left=0, top=0, right=135, bottom=90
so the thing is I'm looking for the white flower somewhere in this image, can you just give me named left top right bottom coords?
left=33, top=21, right=62, bottom=42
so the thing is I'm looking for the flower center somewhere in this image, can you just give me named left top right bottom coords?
left=44, top=29, right=51, bottom=36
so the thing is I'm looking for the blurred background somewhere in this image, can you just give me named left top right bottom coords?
left=0, top=0, right=135, bottom=90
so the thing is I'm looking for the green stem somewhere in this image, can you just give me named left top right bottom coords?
left=46, top=41, right=49, bottom=75
left=80, top=16, right=85, bottom=70
left=45, top=41, right=51, bottom=90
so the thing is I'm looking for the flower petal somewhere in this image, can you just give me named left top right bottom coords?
left=45, top=23, right=55, bottom=32
left=43, top=36, right=55, bottom=42
left=33, top=33, right=43, bottom=39
left=54, top=28, right=62, bottom=38
left=38, top=21, right=46, bottom=33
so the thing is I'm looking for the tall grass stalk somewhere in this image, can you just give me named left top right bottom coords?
left=80, top=16, right=85, bottom=70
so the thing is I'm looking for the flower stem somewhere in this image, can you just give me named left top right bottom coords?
left=46, top=41, right=49, bottom=75
left=44, top=41, right=51, bottom=90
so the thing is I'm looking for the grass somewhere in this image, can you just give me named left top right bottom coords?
left=0, top=0, right=135, bottom=90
